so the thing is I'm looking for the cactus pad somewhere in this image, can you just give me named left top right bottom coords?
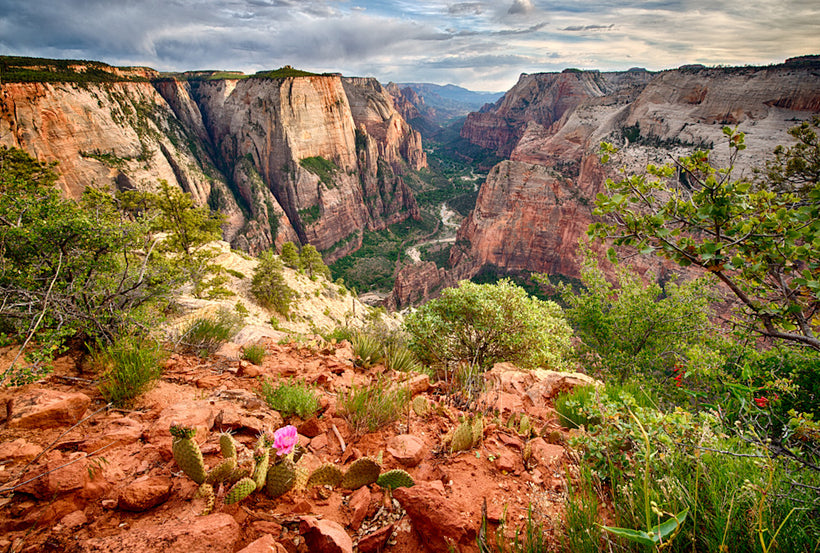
left=412, top=396, right=430, bottom=417
left=224, top=476, right=257, bottom=505
left=377, top=469, right=415, bottom=489
left=341, top=457, right=381, bottom=489
left=252, top=447, right=270, bottom=491
left=219, top=432, right=237, bottom=459
left=523, top=440, right=533, bottom=463
left=195, top=482, right=215, bottom=515
left=306, top=463, right=344, bottom=488
left=451, top=421, right=474, bottom=453
left=171, top=428, right=207, bottom=484
left=206, top=456, right=237, bottom=485
left=265, top=458, right=296, bottom=498
left=471, top=416, right=484, bottom=446
left=170, top=424, right=197, bottom=439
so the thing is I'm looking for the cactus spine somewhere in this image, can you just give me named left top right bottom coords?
left=219, top=432, right=237, bottom=459
left=451, top=421, right=474, bottom=453
left=252, top=447, right=270, bottom=491
left=170, top=425, right=207, bottom=484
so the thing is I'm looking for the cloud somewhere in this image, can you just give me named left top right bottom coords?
left=507, top=0, right=534, bottom=15
left=448, top=2, right=485, bottom=16
left=562, top=24, right=615, bottom=32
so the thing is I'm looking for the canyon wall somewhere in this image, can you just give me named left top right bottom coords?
left=0, top=64, right=425, bottom=260
left=446, top=59, right=820, bottom=287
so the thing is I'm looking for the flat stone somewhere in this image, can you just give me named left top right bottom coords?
left=237, top=534, right=285, bottom=553
left=386, top=435, right=426, bottom=468
left=60, top=510, right=88, bottom=529
left=394, top=483, right=476, bottom=552
left=7, top=389, right=91, bottom=429
left=0, top=438, right=43, bottom=462
left=118, top=476, right=172, bottom=512
left=298, top=416, right=324, bottom=438
left=145, top=400, right=216, bottom=446
left=528, top=438, right=565, bottom=469
left=299, top=516, right=353, bottom=553
left=348, top=486, right=371, bottom=531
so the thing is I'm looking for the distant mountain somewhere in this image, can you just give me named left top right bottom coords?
left=384, top=82, right=503, bottom=137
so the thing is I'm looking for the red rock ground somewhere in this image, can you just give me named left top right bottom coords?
left=0, top=340, right=585, bottom=553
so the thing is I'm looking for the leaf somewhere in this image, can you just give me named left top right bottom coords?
left=648, top=508, right=688, bottom=542
left=600, top=525, right=656, bottom=547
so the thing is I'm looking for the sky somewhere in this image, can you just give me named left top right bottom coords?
left=1, top=1, right=818, bottom=92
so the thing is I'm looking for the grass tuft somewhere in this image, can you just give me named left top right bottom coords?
left=339, top=378, right=409, bottom=435
left=260, top=378, right=320, bottom=419
left=241, top=344, right=266, bottom=365
left=95, top=336, right=164, bottom=407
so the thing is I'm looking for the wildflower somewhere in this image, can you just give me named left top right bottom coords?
left=272, top=424, right=298, bottom=455
left=754, top=396, right=769, bottom=408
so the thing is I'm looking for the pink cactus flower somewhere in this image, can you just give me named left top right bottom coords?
left=273, top=425, right=298, bottom=456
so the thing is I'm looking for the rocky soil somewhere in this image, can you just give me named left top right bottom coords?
left=0, top=339, right=596, bottom=553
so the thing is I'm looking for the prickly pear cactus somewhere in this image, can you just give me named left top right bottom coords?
left=412, top=396, right=430, bottom=417
left=341, top=457, right=381, bottom=490
left=170, top=425, right=207, bottom=484
left=306, top=463, right=344, bottom=488
left=471, top=415, right=484, bottom=447
left=293, top=462, right=310, bottom=491
left=252, top=447, right=270, bottom=491
left=523, top=440, right=533, bottom=464
left=265, top=457, right=296, bottom=498
left=195, top=482, right=215, bottom=515
left=224, top=476, right=257, bottom=505
left=219, top=432, right=237, bottom=459
left=377, top=469, right=415, bottom=490
left=451, top=421, right=474, bottom=453
left=206, top=456, right=237, bottom=485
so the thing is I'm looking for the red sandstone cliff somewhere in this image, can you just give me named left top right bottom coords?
left=448, top=61, right=820, bottom=288
left=0, top=63, right=425, bottom=260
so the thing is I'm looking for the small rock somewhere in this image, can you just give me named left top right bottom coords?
left=60, top=510, right=87, bottom=529
left=348, top=486, right=371, bottom=531
left=386, top=435, right=425, bottom=468
left=101, top=499, right=118, bottom=509
left=299, top=516, right=354, bottom=553
left=145, top=400, right=216, bottom=447
left=298, top=416, right=324, bottom=438
left=291, top=500, right=312, bottom=514
left=0, top=438, right=43, bottom=462
left=310, top=433, right=329, bottom=451
left=496, top=450, right=519, bottom=473
left=237, top=534, right=284, bottom=553
left=357, top=523, right=394, bottom=553
left=405, top=374, right=430, bottom=395
left=118, top=476, right=172, bottom=512
left=528, top=438, right=565, bottom=469
left=252, top=521, right=283, bottom=536
left=7, top=389, right=91, bottom=429
left=18, top=451, right=88, bottom=499
left=238, top=361, right=263, bottom=378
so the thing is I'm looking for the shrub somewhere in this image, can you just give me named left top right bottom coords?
left=300, top=244, right=331, bottom=280
left=554, top=385, right=601, bottom=430
left=351, top=331, right=384, bottom=369
left=96, top=337, right=164, bottom=407
left=241, top=344, right=266, bottom=365
left=260, top=378, right=320, bottom=419
left=178, top=308, right=242, bottom=356
left=404, top=279, right=572, bottom=373
left=384, top=341, right=421, bottom=373
left=339, top=378, right=410, bottom=435
left=559, top=246, right=722, bottom=385
left=280, top=241, right=302, bottom=270
left=251, top=250, right=296, bottom=316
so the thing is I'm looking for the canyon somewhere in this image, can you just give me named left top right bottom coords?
left=0, top=61, right=425, bottom=261
left=390, top=57, right=820, bottom=307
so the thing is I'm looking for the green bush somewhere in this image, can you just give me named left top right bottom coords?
left=384, top=341, right=421, bottom=373
left=241, top=344, right=266, bottom=365
left=96, top=337, right=164, bottom=407
left=179, top=308, right=242, bottom=356
left=251, top=251, right=296, bottom=316
left=339, top=378, right=410, bottom=435
left=554, top=385, right=601, bottom=430
left=559, top=247, right=722, bottom=386
left=260, top=378, right=320, bottom=419
left=404, top=279, right=572, bottom=373
left=280, top=241, right=302, bottom=270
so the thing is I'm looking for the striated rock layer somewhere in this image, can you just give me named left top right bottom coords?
left=447, top=59, right=820, bottom=286
left=0, top=66, right=425, bottom=260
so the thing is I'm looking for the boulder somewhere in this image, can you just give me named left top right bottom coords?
left=393, top=482, right=476, bottom=552
left=237, top=534, right=288, bottom=553
left=7, top=389, right=91, bottom=429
